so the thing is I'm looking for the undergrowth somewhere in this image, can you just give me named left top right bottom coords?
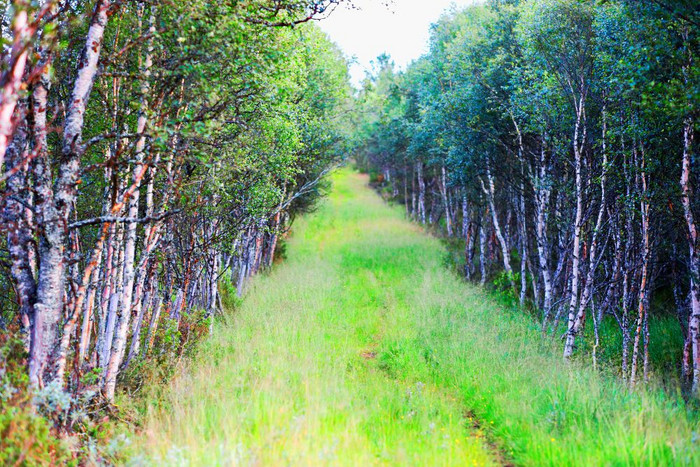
left=0, top=302, right=215, bottom=464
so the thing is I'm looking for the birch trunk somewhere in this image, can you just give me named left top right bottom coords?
left=102, top=6, right=154, bottom=399
left=4, top=108, right=36, bottom=343
left=404, top=162, right=410, bottom=217
left=29, top=0, right=112, bottom=387
left=78, top=259, right=101, bottom=364
left=0, top=5, right=30, bottom=169
left=680, top=117, right=700, bottom=394
left=462, top=195, right=475, bottom=280
left=480, top=161, right=514, bottom=290
left=411, top=165, right=416, bottom=219
left=440, top=166, right=453, bottom=236
left=535, top=142, right=553, bottom=324
left=565, top=104, right=607, bottom=357
left=27, top=63, right=59, bottom=387
left=518, top=172, right=528, bottom=306
left=631, top=151, right=651, bottom=388
left=416, top=161, right=426, bottom=224
left=563, top=96, right=587, bottom=359
left=146, top=295, right=163, bottom=352
left=479, top=207, right=488, bottom=286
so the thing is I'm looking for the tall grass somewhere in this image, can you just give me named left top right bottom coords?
left=133, top=167, right=699, bottom=466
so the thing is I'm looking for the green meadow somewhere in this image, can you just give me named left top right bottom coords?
left=134, top=168, right=700, bottom=466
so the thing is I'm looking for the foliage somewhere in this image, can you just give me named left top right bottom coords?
left=0, top=0, right=351, bottom=461
left=349, top=0, right=700, bottom=397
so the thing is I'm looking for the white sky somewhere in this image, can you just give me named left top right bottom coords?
left=318, top=0, right=479, bottom=87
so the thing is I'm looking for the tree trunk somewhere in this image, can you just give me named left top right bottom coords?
left=630, top=159, right=651, bottom=388
left=565, top=103, right=607, bottom=358
left=480, top=161, right=514, bottom=290
left=29, top=0, right=112, bottom=388
left=103, top=4, right=152, bottom=399
left=563, top=96, right=587, bottom=359
left=680, top=117, right=700, bottom=394
left=146, top=295, right=163, bottom=352
left=416, top=161, right=426, bottom=224
left=0, top=5, right=30, bottom=169
left=535, top=142, right=554, bottom=325
left=411, top=165, right=416, bottom=219
left=479, top=206, right=488, bottom=286
left=518, top=170, right=528, bottom=306
left=4, top=106, right=36, bottom=344
left=440, top=165, right=453, bottom=236
left=463, top=194, right=475, bottom=280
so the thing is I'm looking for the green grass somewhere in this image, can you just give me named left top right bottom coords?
left=132, top=167, right=700, bottom=466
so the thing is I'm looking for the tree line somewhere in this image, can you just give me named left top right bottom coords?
left=0, top=0, right=350, bottom=405
left=350, top=0, right=700, bottom=394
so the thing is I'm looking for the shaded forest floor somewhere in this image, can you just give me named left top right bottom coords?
left=130, top=168, right=699, bottom=466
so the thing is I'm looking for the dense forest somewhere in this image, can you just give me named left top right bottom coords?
left=0, top=0, right=350, bottom=461
left=352, top=0, right=700, bottom=394
left=2, top=0, right=700, bottom=464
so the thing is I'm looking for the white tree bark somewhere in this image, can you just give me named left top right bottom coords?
left=534, top=141, right=553, bottom=323
left=480, top=161, right=514, bottom=290
left=28, top=0, right=112, bottom=387
left=564, top=95, right=587, bottom=359
left=103, top=6, right=154, bottom=399
left=440, top=165, right=453, bottom=236
left=680, top=117, right=700, bottom=393
left=0, top=5, right=30, bottom=170
left=4, top=108, right=36, bottom=344
left=416, top=161, right=426, bottom=224
left=565, top=103, right=607, bottom=358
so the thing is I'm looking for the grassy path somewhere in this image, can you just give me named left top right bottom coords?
left=134, top=168, right=699, bottom=466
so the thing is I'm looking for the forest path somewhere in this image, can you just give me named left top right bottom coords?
left=134, top=167, right=500, bottom=465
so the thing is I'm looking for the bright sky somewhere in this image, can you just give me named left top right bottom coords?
left=319, top=0, right=479, bottom=87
